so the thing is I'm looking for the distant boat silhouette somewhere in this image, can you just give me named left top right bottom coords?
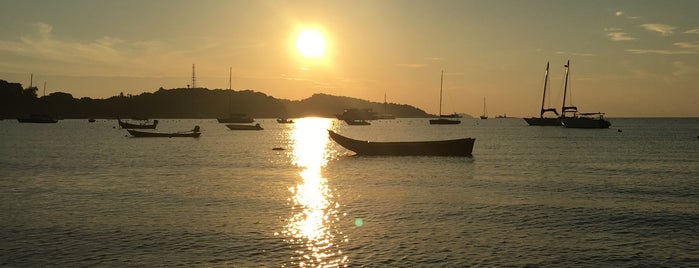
left=276, top=118, right=294, bottom=124
left=127, top=125, right=201, bottom=138
left=226, top=123, right=263, bottom=130
left=217, top=67, right=255, bottom=124
left=524, top=62, right=561, bottom=126
left=217, top=113, right=254, bottom=123
left=17, top=114, right=58, bottom=123
left=557, top=60, right=611, bottom=129
left=118, top=118, right=158, bottom=129
left=344, top=119, right=371, bottom=125
left=18, top=77, right=57, bottom=123
left=430, top=70, right=461, bottom=125
left=336, top=108, right=378, bottom=121
left=480, top=97, right=488, bottom=119
left=377, top=93, right=396, bottom=119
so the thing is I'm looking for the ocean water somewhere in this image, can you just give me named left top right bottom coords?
left=0, top=117, right=697, bottom=267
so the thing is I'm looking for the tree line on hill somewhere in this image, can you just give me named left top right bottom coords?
left=0, top=79, right=432, bottom=119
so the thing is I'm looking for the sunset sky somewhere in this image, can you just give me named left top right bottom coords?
left=1, top=0, right=698, bottom=117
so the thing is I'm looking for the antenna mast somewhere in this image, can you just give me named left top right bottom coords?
left=191, top=64, right=197, bottom=88
left=439, top=70, right=444, bottom=116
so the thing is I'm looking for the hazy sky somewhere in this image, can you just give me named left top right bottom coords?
left=1, top=0, right=698, bottom=117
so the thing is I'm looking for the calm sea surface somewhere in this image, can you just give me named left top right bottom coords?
left=1, top=117, right=697, bottom=267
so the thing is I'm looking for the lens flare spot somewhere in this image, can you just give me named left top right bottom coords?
left=355, top=218, right=363, bottom=227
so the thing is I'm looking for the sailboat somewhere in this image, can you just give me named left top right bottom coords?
left=480, top=97, right=488, bottom=119
left=376, top=93, right=396, bottom=119
left=17, top=78, right=58, bottom=123
left=558, top=60, right=611, bottom=128
left=217, top=67, right=254, bottom=124
left=524, top=62, right=561, bottom=126
left=429, top=70, right=461, bottom=125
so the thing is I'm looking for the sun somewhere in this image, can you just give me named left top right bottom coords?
left=296, top=29, right=326, bottom=58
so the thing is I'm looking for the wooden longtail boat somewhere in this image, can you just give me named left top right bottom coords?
left=328, top=130, right=475, bottom=156
left=225, top=123, right=263, bottom=130
left=118, top=118, right=158, bottom=129
left=127, top=126, right=201, bottom=138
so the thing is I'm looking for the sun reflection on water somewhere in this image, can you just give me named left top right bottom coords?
left=282, top=117, right=347, bottom=267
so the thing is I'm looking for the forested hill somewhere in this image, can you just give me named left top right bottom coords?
left=0, top=80, right=432, bottom=119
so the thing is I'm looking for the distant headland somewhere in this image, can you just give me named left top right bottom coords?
left=1, top=79, right=464, bottom=119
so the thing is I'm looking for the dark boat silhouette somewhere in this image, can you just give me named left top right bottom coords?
left=217, top=68, right=255, bottom=124
left=226, top=123, right=263, bottom=130
left=328, top=130, right=474, bottom=156
left=344, top=119, right=371, bottom=125
left=276, top=118, right=294, bottom=124
left=17, top=114, right=58, bottom=123
left=430, top=71, right=461, bottom=125
left=524, top=62, right=561, bottom=126
left=118, top=118, right=158, bottom=129
left=127, top=126, right=201, bottom=138
left=558, top=60, right=611, bottom=129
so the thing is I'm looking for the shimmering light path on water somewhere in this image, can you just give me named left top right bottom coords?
left=281, top=118, right=347, bottom=267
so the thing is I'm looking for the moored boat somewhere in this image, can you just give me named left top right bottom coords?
left=336, top=108, right=378, bottom=121
left=226, top=123, right=263, bottom=130
left=480, top=97, right=488, bottom=119
left=277, top=118, right=294, bottom=124
left=216, top=68, right=255, bottom=124
left=217, top=113, right=254, bottom=123
left=430, top=71, right=461, bottom=125
left=524, top=62, right=561, bottom=126
left=127, top=126, right=201, bottom=138
left=561, top=113, right=611, bottom=128
left=328, top=130, right=474, bottom=156
left=557, top=60, right=611, bottom=129
left=17, top=114, right=58, bottom=123
left=344, top=119, right=371, bottom=125
left=428, top=118, right=460, bottom=125
left=118, top=118, right=158, bottom=129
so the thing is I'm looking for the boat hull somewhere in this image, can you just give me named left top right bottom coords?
left=127, top=129, right=200, bottom=138
left=17, top=114, right=58, bottom=123
left=276, top=118, right=294, bottom=124
left=328, top=130, right=474, bottom=156
left=118, top=119, right=157, bottom=129
left=225, top=124, right=263, bottom=130
left=429, top=118, right=461, bottom=125
left=523, top=117, right=561, bottom=126
left=17, top=118, right=58, bottom=123
left=217, top=118, right=254, bottom=123
left=561, top=117, right=611, bottom=128
left=344, top=119, right=371, bottom=125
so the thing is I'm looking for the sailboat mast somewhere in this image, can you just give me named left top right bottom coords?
left=439, top=70, right=444, bottom=116
left=228, top=67, right=232, bottom=114
left=384, top=93, right=387, bottom=114
left=483, top=97, right=487, bottom=116
left=561, top=60, right=570, bottom=117
left=540, top=62, right=550, bottom=118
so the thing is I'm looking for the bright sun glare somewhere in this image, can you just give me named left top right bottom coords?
left=296, top=29, right=326, bottom=58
